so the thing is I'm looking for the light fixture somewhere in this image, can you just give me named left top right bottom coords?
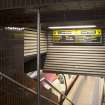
left=5, top=27, right=25, bottom=31
left=48, top=25, right=96, bottom=29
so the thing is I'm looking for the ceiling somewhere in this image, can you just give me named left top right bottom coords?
left=0, top=0, right=105, bottom=27
left=0, top=0, right=105, bottom=10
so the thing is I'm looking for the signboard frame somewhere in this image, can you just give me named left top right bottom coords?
left=52, top=28, right=103, bottom=45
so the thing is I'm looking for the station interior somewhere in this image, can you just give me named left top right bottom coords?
left=0, top=0, right=105, bottom=105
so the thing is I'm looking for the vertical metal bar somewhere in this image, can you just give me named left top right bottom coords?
left=37, top=8, right=40, bottom=105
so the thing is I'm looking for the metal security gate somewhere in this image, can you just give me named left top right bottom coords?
left=24, top=28, right=47, bottom=57
left=43, top=31, right=105, bottom=76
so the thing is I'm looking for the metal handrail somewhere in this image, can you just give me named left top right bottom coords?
left=43, top=79, right=74, bottom=105
left=0, top=72, right=59, bottom=105
left=60, top=75, right=79, bottom=104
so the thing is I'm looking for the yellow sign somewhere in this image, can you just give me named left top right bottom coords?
left=53, top=29, right=102, bottom=43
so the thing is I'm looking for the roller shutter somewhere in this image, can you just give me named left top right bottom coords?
left=24, top=28, right=47, bottom=57
left=43, top=32, right=105, bottom=76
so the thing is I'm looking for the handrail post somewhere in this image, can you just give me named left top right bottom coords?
left=37, top=8, right=41, bottom=105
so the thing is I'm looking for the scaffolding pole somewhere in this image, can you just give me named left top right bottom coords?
left=37, top=8, right=40, bottom=105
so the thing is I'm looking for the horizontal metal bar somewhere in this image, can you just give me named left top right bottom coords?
left=47, top=47, right=105, bottom=50
left=45, top=60, right=105, bottom=64
left=43, top=69, right=105, bottom=77
left=0, top=72, right=36, bottom=94
left=45, top=63, right=105, bottom=68
left=47, top=52, right=105, bottom=55
left=47, top=50, right=105, bottom=53
left=46, top=56, right=105, bottom=59
left=44, top=66, right=105, bottom=71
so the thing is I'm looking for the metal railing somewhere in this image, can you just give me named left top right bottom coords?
left=0, top=71, right=74, bottom=105
left=43, top=79, right=74, bottom=105
left=0, top=72, right=59, bottom=105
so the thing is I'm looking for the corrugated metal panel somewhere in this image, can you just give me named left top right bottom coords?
left=24, top=29, right=47, bottom=57
left=0, top=29, right=24, bottom=79
left=43, top=32, right=105, bottom=76
left=0, top=28, right=55, bottom=105
left=0, top=0, right=63, bottom=10
left=0, top=29, right=24, bottom=105
left=0, top=0, right=38, bottom=10
left=0, top=0, right=105, bottom=10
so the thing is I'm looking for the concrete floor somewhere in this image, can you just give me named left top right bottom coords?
left=63, top=76, right=104, bottom=105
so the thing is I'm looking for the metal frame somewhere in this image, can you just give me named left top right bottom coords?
left=37, top=8, right=40, bottom=105
left=0, top=72, right=60, bottom=105
left=44, top=79, right=73, bottom=105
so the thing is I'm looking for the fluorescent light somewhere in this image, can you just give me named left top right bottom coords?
left=48, top=25, right=96, bottom=29
left=5, top=27, right=25, bottom=31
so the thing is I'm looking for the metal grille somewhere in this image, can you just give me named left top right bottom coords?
left=24, top=28, right=47, bottom=57
left=0, top=29, right=26, bottom=105
left=0, top=28, right=62, bottom=105
left=0, top=29, right=24, bottom=79
left=43, top=31, right=105, bottom=76
left=0, top=0, right=38, bottom=10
